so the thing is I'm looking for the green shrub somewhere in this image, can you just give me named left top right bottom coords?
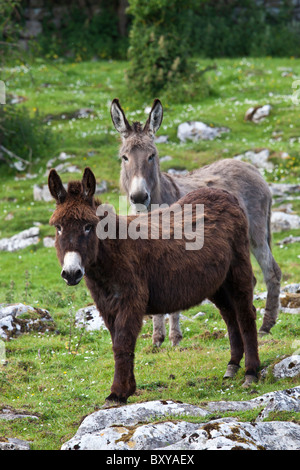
left=0, top=105, right=55, bottom=171
left=189, top=0, right=300, bottom=58
left=37, top=5, right=128, bottom=61
left=126, top=0, right=204, bottom=100
left=0, top=1, right=23, bottom=66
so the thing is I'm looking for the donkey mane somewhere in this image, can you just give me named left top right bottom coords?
left=131, top=121, right=144, bottom=133
left=49, top=180, right=100, bottom=226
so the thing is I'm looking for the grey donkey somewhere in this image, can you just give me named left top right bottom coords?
left=110, top=98, right=281, bottom=344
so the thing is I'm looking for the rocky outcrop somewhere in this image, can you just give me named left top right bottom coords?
left=61, top=386, right=300, bottom=450
left=0, top=227, right=39, bottom=252
left=177, top=121, right=229, bottom=142
left=273, top=356, right=300, bottom=379
left=244, top=104, right=272, bottom=123
left=0, top=303, right=54, bottom=340
left=75, top=305, right=107, bottom=332
left=234, top=148, right=273, bottom=170
left=271, top=211, right=300, bottom=232
left=0, top=438, right=31, bottom=450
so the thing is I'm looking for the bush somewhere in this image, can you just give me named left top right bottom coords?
left=0, top=105, right=55, bottom=172
left=38, top=5, right=128, bottom=61
left=126, top=0, right=204, bottom=100
left=0, top=1, right=22, bottom=66
left=189, top=0, right=300, bottom=58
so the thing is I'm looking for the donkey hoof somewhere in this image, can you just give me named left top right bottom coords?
left=223, top=363, right=240, bottom=379
left=170, top=333, right=183, bottom=347
left=152, top=336, right=165, bottom=348
left=258, top=327, right=270, bottom=337
left=242, top=375, right=258, bottom=388
left=103, top=394, right=127, bottom=408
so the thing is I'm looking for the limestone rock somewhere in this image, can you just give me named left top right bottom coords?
left=75, top=305, right=107, bottom=332
left=0, top=303, right=54, bottom=340
left=46, top=151, right=73, bottom=169
left=0, top=438, right=31, bottom=450
left=61, top=400, right=209, bottom=450
left=271, top=211, right=300, bottom=232
left=0, top=406, right=39, bottom=422
left=281, top=283, right=300, bottom=294
left=43, top=236, right=55, bottom=248
left=0, top=227, right=39, bottom=252
left=273, top=356, right=300, bottom=379
left=163, top=419, right=300, bottom=450
left=277, top=235, right=300, bottom=245
left=244, top=104, right=272, bottom=123
left=269, top=182, right=300, bottom=197
left=61, top=387, right=300, bottom=450
left=177, top=121, right=229, bottom=142
left=159, top=155, right=173, bottom=163
left=279, top=287, right=300, bottom=314
left=280, top=293, right=300, bottom=308
left=234, top=148, right=273, bottom=170
left=155, top=135, right=169, bottom=144
left=33, top=184, right=56, bottom=202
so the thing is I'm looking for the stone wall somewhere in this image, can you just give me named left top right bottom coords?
left=256, top=0, right=300, bottom=20
left=17, top=0, right=300, bottom=49
left=18, top=0, right=128, bottom=48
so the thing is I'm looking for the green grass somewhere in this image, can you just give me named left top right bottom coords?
left=0, top=56, right=300, bottom=449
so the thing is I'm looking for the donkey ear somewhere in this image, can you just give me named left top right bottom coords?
left=110, top=98, right=131, bottom=137
left=82, top=167, right=96, bottom=200
left=144, top=99, right=163, bottom=135
left=48, top=169, right=67, bottom=204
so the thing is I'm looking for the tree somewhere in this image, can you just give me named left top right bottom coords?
left=126, top=0, right=196, bottom=99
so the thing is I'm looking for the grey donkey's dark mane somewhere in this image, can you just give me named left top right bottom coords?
left=131, top=122, right=144, bottom=133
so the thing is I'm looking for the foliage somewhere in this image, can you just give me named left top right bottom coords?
left=0, top=104, right=55, bottom=171
left=37, top=4, right=128, bottom=61
left=0, top=0, right=22, bottom=65
left=126, top=0, right=206, bottom=100
left=0, top=1, right=55, bottom=171
left=189, top=0, right=300, bottom=58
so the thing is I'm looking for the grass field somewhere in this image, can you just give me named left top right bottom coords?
left=0, top=57, right=300, bottom=449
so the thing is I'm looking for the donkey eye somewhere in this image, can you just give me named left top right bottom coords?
left=122, top=155, right=128, bottom=162
left=55, top=225, right=62, bottom=234
left=84, top=224, right=92, bottom=234
left=148, top=154, right=155, bottom=162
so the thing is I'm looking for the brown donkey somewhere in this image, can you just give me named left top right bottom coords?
left=48, top=167, right=260, bottom=405
left=110, top=98, right=282, bottom=344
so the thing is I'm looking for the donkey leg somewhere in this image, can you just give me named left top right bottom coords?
left=238, top=307, right=260, bottom=386
left=224, top=251, right=260, bottom=385
left=105, top=311, right=143, bottom=405
left=152, top=314, right=166, bottom=347
left=169, top=311, right=183, bottom=346
left=211, top=287, right=244, bottom=379
left=233, top=284, right=260, bottom=382
left=252, top=242, right=282, bottom=335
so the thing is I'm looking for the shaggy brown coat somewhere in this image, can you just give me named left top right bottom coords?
left=49, top=167, right=260, bottom=404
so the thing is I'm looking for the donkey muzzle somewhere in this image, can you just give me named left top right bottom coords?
left=61, top=251, right=84, bottom=286
left=130, top=191, right=150, bottom=206
left=129, top=176, right=150, bottom=209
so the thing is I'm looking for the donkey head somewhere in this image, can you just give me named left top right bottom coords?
left=48, top=167, right=99, bottom=286
left=111, top=98, right=163, bottom=212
